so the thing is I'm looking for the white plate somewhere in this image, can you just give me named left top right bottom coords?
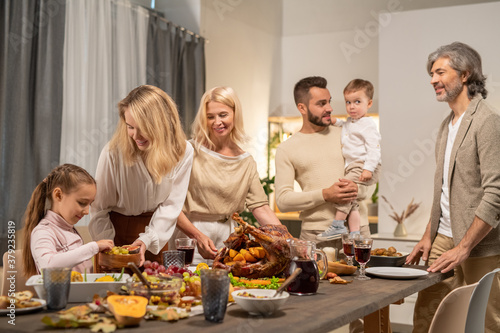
left=0, top=298, right=46, bottom=315
left=365, top=267, right=429, bottom=279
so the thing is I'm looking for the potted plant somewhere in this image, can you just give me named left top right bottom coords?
left=367, top=183, right=379, bottom=217
left=381, top=196, right=420, bottom=237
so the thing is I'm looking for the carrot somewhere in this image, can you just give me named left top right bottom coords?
left=247, top=279, right=271, bottom=285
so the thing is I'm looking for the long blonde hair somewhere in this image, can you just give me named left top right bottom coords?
left=191, top=86, right=247, bottom=150
left=109, top=85, right=187, bottom=183
left=22, top=164, right=96, bottom=277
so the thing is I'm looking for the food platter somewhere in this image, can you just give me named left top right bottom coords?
left=26, top=273, right=130, bottom=303
left=0, top=298, right=46, bottom=314
left=365, top=267, right=429, bottom=280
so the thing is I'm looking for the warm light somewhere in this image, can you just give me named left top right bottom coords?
left=282, top=132, right=290, bottom=141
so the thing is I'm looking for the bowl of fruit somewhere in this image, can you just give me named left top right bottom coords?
left=127, top=276, right=182, bottom=306
left=137, top=261, right=202, bottom=304
left=98, top=245, right=141, bottom=271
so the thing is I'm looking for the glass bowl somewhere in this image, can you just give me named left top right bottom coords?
left=127, top=277, right=182, bottom=306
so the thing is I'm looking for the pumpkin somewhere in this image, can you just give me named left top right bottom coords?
left=107, top=295, right=148, bottom=326
left=94, top=275, right=115, bottom=282
left=71, top=271, right=83, bottom=282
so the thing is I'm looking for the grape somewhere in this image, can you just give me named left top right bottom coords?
left=144, top=268, right=154, bottom=275
left=157, top=265, right=166, bottom=273
left=170, top=265, right=179, bottom=273
left=143, top=260, right=152, bottom=269
left=151, top=261, right=159, bottom=270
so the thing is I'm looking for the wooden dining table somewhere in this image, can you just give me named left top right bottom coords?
left=6, top=265, right=452, bottom=333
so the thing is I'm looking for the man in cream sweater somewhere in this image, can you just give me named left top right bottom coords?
left=275, top=76, right=371, bottom=248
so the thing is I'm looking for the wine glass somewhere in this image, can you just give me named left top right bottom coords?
left=175, top=238, right=197, bottom=268
left=341, top=233, right=355, bottom=266
left=354, top=237, right=373, bottom=280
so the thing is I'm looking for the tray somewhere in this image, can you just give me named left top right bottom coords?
left=26, top=273, right=130, bottom=303
left=368, top=252, right=408, bottom=267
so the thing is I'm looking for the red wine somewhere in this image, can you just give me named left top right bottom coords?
left=177, top=247, right=194, bottom=265
left=286, top=259, right=320, bottom=295
left=354, top=246, right=371, bottom=264
left=343, top=242, right=354, bottom=257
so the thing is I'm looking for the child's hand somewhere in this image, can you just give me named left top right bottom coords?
left=359, top=170, right=373, bottom=182
left=97, top=239, right=114, bottom=252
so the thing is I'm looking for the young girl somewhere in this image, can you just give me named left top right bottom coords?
left=22, top=164, right=114, bottom=277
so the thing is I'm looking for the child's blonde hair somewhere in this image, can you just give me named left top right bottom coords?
left=191, top=86, right=247, bottom=150
left=109, top=85, right=187, bottom=184
left=22, top=164, right=95, bottom=277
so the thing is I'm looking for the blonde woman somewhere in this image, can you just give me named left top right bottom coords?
left=169, top=86, right=281, bottom=265
left=89, top=85, right=193, bottom=266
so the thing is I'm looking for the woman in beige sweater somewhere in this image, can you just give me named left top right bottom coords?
left=170, top=86, right=281, bottom=265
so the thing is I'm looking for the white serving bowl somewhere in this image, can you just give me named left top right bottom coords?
left=26, top=273, right=130, bottom=303
left=232, top=289, right=289, bottom=316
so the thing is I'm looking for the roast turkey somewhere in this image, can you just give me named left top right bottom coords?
left=212, top=213, right=294, bottom=278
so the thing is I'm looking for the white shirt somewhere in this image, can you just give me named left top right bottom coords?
left=438, top=113, right=464, bottom=237
left=335, top=117, right=381, bottom=171
left=89, top=142, right=193, bottom=254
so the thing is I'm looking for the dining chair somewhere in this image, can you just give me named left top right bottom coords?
left=465, top=268, right=500, bottom=333
left=1, top=249, right=36, bottom=296
left=428, top=268, right=499, bottom=333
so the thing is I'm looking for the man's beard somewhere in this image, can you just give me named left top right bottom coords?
left=307, top=108, right=330, bottom=127
left=436, top=78, right=464, bottom=102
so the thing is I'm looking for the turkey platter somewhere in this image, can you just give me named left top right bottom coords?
left=213, top=213, right=294, bottom=279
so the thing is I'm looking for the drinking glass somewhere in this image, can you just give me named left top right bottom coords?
left=354, top=237, right=373, bottom=280
left=42, top=267, right=71, bottom=310
left=341, top=233, right=355, bottom=266
left=162, top=250, right=185, bottom=269
left=175, top=238, right=197, bottom=267
left=200, top=269, right=229, bottom=323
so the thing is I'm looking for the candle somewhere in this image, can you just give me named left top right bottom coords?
left=322, top=247, right=337, bottom=262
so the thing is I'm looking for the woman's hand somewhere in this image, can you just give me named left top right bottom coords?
left=131, top=239, right=147, bottom=266
left=96, top=239, right=114, bottom=252
left=195, top=234, right=218, bottom=259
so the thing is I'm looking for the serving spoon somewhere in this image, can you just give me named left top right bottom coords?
left=128, top=262, right=152, bottom=297
left=273, top=268, right=302, bottom=297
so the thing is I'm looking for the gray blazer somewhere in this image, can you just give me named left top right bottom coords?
left=429, top=95, right=500, bottom=257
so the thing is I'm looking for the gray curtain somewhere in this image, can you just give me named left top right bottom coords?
left=146, top=13, right=206, bottom=136
left=0, top=0, right=65, bottom=256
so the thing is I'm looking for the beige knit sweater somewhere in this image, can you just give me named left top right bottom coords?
left=275, top=126, right=368, bottom=231
left=183, top=142, right=269, bottom=218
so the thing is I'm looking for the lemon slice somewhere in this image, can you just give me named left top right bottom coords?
left=196, top=263, right=210, bottom=271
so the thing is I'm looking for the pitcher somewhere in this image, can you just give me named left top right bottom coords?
left=286, top=239, right=327, bottom=295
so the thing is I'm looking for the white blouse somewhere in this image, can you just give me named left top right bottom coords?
left=89, top=142, right=193, bottom=254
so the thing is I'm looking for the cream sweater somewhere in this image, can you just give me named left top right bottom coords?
left=275, top=126, right=368, bottom=231
left=183, top=141, right=269, bottom=217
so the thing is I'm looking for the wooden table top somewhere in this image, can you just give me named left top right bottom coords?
left=5, top=265, right=452, bottom=333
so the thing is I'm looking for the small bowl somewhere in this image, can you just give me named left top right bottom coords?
left=232, top=289, right=289, bottom=316
left=127, top=277, right=182, bottom=306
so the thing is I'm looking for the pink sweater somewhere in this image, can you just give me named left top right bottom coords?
left=31, top=210, right=98, bottom=274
